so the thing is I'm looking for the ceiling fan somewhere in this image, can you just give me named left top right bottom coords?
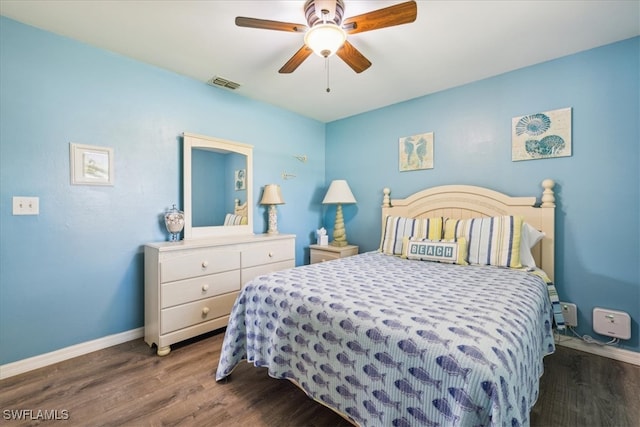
left=235, top=0, right=417, bottom=74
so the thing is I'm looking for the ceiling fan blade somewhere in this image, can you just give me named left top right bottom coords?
left=279, top=45, right=313, bottom=73
left=235, top=17, right=307, bottom=33
left=336, top=40, right=372, bottom=73
left=342, top=1, right=417, bottom=35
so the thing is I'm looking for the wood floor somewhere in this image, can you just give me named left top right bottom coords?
left=1, top=330, right=638, bottom=426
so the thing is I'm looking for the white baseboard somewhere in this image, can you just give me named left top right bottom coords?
left=0, top=327, right=144, bottom=380
left=555, top=334, right=640, bottom=366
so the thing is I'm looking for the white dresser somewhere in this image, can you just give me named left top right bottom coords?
left=144, top=233, right=295, bottom=355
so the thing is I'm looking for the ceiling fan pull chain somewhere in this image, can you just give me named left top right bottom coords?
left=325, top=57, right=331, bottom=93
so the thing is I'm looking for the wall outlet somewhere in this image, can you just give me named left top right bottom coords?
left=560, top=302, right=578, bottom=327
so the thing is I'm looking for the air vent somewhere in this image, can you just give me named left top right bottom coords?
left=207, top=76, right=241, bottom=90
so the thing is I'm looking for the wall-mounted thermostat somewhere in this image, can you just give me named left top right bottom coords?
left=593, top=307, right=631, bottom=340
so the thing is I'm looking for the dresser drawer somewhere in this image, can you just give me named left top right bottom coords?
left=242, top=239, right=294, bottom=268
left=161, top=292, right=239, bottom=334
left=160, top=250, right=240, bottom=283
left=310, top=251, right=342, bottom=263
left=309, top=244, right=358, bottom=264
left=161, top=270, right=240, bottom=309
left=242, top=259, right=295, bottom=285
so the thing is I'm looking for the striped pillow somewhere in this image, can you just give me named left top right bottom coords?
left=444, top=215, right=523, bottom=268
left=401, top=237, right=468, bottom=265
left=379, top=216, right=443, bottom=255
left=223, top=213, right=246, bottom=226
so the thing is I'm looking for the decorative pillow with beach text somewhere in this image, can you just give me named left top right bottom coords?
left=401, top=237, right=468, bottom=265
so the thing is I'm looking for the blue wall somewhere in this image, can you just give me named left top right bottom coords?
left=325, top=37, right=639, bottom=352
left=0, top=17, right=325, bottom=364
left=1, top=16, right=637, bottom=365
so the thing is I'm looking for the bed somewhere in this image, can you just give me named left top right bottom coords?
left=216, top=180, right=563, bottom=426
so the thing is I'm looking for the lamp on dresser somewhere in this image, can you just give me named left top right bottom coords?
left=260, top=184, right=285, bottom=234
left=322, top=179, right=357, bottom=247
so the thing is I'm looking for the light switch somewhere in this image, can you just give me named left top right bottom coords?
left=12, top=196, right=39, bottom=215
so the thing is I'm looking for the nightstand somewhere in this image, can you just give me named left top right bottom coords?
left=309, top=244, right=359, bottom=264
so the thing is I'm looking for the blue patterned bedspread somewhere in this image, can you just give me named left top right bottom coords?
left=216, top=252, right=556, bottom=427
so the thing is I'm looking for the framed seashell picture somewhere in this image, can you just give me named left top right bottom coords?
left=512, top=107, right=572, bottom=161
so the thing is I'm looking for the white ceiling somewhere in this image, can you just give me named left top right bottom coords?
left=1, top=0, right=639, bottom=123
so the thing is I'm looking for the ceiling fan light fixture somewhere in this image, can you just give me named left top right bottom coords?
left=304, top=23, right=346, bottom=58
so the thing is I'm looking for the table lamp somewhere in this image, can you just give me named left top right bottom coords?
left=322, top=180, right=357, bottom=247
left=260, top=184, right=285, bottom=234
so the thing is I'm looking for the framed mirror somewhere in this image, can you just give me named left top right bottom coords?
left=183, top=132, right=253, bottom=240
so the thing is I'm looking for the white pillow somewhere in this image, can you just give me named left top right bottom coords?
left=520, top=223, right=545, bottom=268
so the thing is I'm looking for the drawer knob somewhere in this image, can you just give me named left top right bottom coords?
left=268, top=252, right=274, bottom=258
left=202, top=261, right=209, bottom=268
left=202, top=284, right=209, bottom=292
left=202, top=307, right=210, bottom=315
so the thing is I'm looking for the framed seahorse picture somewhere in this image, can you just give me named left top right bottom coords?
left=512, top=107, right=572, bottom=161
left=399, top=132, right=434, bottom=171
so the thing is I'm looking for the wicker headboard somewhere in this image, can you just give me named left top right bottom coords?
left=381, top=180, right=556, bottom=281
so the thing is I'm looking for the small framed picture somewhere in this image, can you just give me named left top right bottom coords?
left=70, top=143, right=114, bottom=186
left=399, top=132, right=434, bottom=171
left=235, top=169, right=246, bottom=191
